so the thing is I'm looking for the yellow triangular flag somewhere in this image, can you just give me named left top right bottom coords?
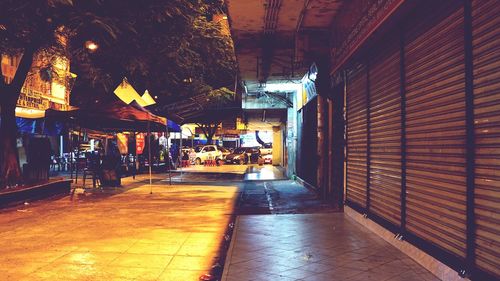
left=141, top=90, right=156, bottom=106
left=114, top=78, right=142, bottom=104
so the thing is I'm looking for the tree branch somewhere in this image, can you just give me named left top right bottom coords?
left=196, top=123, right=208, bottom=138
left=8, top=47, right=36, bottom=96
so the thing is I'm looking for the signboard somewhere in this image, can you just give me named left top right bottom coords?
left=117, top=133, right=128, bottom=155
left=222, top=134, right=240, bottom=141
left=297, top=63, right=318, bottom=111
left=2, top=54, right=72, bottom=114
left=236, top=118, right=246, bottom=130
left=136, top=133, right=145, bottom=155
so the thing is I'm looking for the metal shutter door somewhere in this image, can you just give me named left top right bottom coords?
left=404, top=2, right=467, bottom=258
left=346, top=67, right=368, bottom=208
left=369, top=39, right=402, bottom=226
left=472, top=0, right=500, bottom=277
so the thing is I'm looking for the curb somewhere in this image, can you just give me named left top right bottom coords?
left=221, top=216, right=240, bottom=281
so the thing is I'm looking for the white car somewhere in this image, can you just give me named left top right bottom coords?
left=259, top=143, right=273, bottom=155
left=193, top=145, right=223, bottom=165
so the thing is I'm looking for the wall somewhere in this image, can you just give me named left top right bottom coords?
left=272, top=126, right=282, bottom=166
left=286, top=98, right=297, bottom=177
left=296, top=96, right=318, bottom=187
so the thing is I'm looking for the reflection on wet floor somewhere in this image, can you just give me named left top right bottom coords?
left=243, top=165, right=287, bottom=181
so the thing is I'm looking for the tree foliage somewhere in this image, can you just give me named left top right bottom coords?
left=0, top=0, right=237, bottom=187
left=1, top=0, right=236, bottom=105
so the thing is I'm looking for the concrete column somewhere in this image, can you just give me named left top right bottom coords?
left=327, top=98, right=334, bottom=200
left=272, top=126, right=282, bottom=166
left=331, top=82, right=346, bottom=209
left=317, top=95, right=328, bottom=198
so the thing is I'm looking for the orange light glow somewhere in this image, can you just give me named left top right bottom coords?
left=85, top=41, right=99, bottom=51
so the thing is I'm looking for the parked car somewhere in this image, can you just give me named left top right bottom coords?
left=225, top=147, right=249, bottom=164
left=247, top=147, right=261, bottom=164
left=263, top=154, right=272, bottom=164
left=259, top=143, right=273, bottom=155
left=193, top=145, right=223, bottom=165
left=217, top=146, right=231, bottom=160
left=181, top=147, right=191, bottom=155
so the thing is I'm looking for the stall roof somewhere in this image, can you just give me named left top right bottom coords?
left=45, top=101, right=171, bottom=132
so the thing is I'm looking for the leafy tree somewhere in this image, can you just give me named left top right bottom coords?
left=194, top=87, right=237, bottom=144
left=0, top=0, right=236, bottom=187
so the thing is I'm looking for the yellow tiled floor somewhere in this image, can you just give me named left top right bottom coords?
left=0, top=175, right=239, bottom=281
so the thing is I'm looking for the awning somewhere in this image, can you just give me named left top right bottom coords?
left=167, top=119, right=181, bottom=132
left=45, top=101, right=167, bottom=132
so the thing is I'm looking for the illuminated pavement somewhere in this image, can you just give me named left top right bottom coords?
left=173, top=164, right=249, bottom=174
left=222, top=213, right=440, bottom=281
left=0, top=175, right=239, bottom=281
left=0, top=169, right=437, bottom=281
left=170, top=164, right=286, bottom=184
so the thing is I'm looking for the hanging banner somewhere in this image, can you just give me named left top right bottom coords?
left=117, top=133, right=128, bottom=155
left=136, top=133, right=145, bottom=155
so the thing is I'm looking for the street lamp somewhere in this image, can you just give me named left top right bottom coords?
left=85, top=40, right=98, bottom=52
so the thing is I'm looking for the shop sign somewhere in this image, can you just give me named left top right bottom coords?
left=223, top=134, right=239, bottom=141
left=297, top=63, right=318, bottom=111
left=136, top=133, right=145, bottom=155
left=16, top=83, right=70, bottom=111
left=17, top=92, right=50, bottom=110
left=117, top=133, right=128, bottom=155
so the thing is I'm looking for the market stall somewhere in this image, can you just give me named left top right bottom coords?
left=45, top=100, right=173, bottom=187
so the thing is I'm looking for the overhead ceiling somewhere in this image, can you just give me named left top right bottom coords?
left=243, top=109, right=287, bottom=131
left=226, top=0, right=343, bottom=94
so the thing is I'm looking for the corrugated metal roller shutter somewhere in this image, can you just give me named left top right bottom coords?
left=404, top=2, right=467, bottom=258
left=472, top=0, right=500, bottom=277
left=346, top=66, right=368, bottom=208
left=368, top=39, right=402, bottom=226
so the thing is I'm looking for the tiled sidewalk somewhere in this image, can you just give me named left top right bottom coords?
left=0, top=179, right=239, bottom=281
left=222, top=213, right=440, bottom=281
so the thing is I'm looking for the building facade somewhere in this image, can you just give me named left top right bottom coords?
left=315, top=0, right=499, bottom=280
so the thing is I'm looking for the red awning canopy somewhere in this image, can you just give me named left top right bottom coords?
left=45, top=101, right=167, bottom=132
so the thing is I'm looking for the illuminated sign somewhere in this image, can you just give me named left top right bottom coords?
left=2, top=54, right=72, bottom=115
left=136, top=133, right=145, bottom=155
left=117, top=133, right=128, bottom=155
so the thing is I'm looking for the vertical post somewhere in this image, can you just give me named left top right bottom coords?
left=317, top=95, right=326, bottom=198
left=400, top=25, right=408, bottom=234
left=328, top=98, right=334, bottom=202
left=343, top=71, right=348, bottom=206
left=76, top=127, right=82, bottom=183
left=69, top=130, right=73, bottom=179
left=104, top=137, right=109, bottom=156
left=464, top=0, right=476, bottom=275
left=365, top=63, right=371, bottom=213
left=148, top=119, right=152, bottom=194
left=331, top=81, right=346, bottom=209
left=180, top=131, right=183, bottom=178
left=133, top=132, right=137, bottom=180
left=59, top=135, right=63, bottom=158
left=166, top=124, right=171, bottom=185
